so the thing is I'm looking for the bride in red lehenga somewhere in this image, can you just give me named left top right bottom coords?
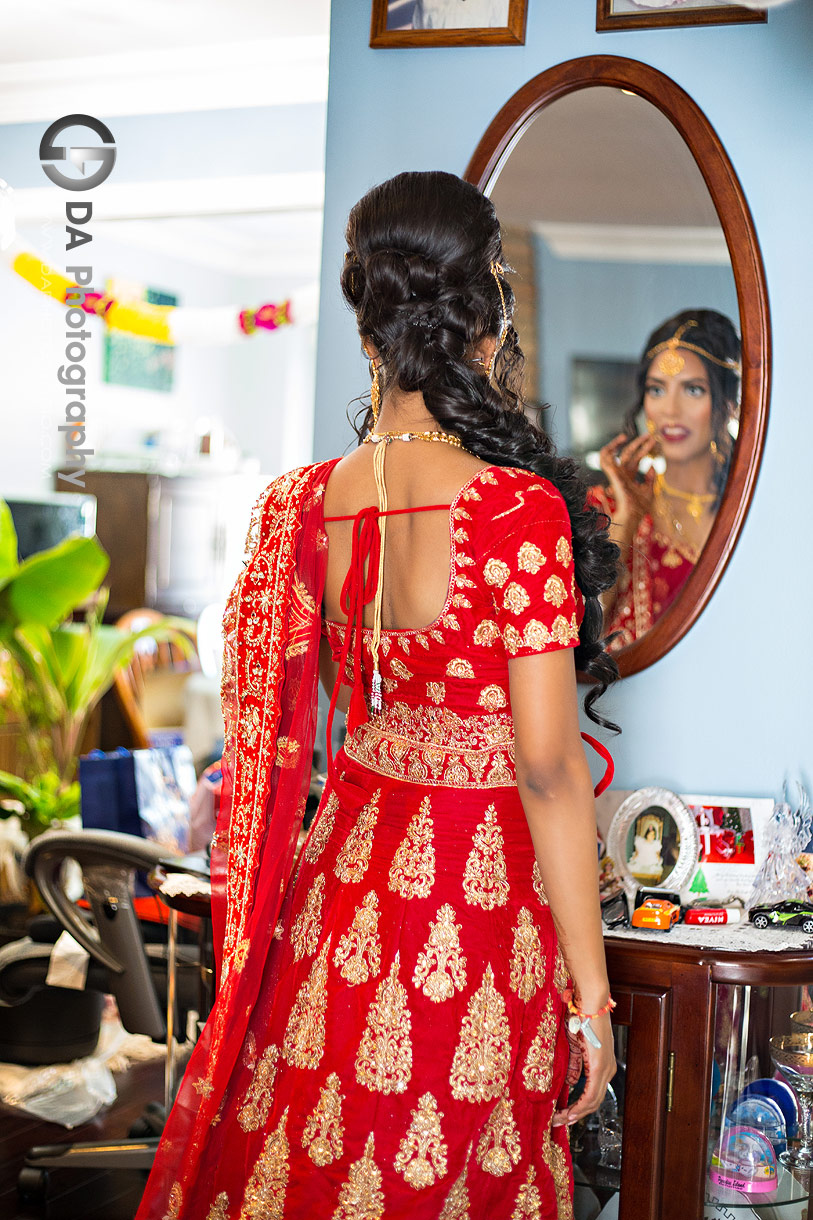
left=136, top=171, right=620, bottom=1220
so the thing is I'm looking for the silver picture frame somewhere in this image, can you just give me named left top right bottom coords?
left=607, top=786, right=700, bottom=902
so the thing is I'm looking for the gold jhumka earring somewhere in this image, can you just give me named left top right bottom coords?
left=709, top=438, right=726, bottom=466
left=369, top=360, right=381, bottom=425
left=646, top=418, right=656, bottom=435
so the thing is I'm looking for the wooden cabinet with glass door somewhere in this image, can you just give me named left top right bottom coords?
left=572, top=938, right=812, bottom=1220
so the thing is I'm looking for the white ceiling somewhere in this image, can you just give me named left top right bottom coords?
left=2, top=1, right=330, bottom=287
left=0, top=0, right=330, bottom=63
left=490, top=87, right=726, bottom=263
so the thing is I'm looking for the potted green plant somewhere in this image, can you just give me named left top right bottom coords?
left=0, top=499, right=194, bottom=847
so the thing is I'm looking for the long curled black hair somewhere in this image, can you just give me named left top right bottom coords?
left=340, top=170, right=620, bottom=731
left=623, top=308, right=741, bottom=508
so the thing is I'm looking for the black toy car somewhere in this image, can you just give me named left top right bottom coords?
left=600, top=890, right=629, bottom=929
left=748, top=900, right=813, bottom=933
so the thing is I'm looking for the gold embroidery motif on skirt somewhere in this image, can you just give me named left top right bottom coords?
left=162, top=1182, right=183, bottom=1220
left=532, top=862, right=550, bottom=907
left=394, top=1091, right=448, bottom=1190
left=305, top=791, right=338, bottom=863
left=412, top=904, right=467, bottom=1003
left=509, top=908, right=546, bottom=1002
left=462, top=805, right=509, bottom=909
left=334, top=791, right=381, bottom=884
left=542, top=1128, right=574, bottom=1220
left=282, top=938, right=330, bottom=1070
left=355, top=952, right=412, bottom=1095
left=388, top=795, right=435, bottom=900
left=510, top=1165, right=542, bottom=1220
left=333, top=891, right=381, bottom=986
left=476, top=1096, right=521, bottom=1176
left=450, top=964, right=511, bottom=1103
left=523, top=995, right=557, bottom=1093
left=302, top=1072, right=344, bottom=1167
left=237, top=1044, right=280, bottom=1132
left=205, top=1193, right=230, bottom=1220
left=553, top=947, right=570, bottom=995
left=438, top=1143, right=473, bottom=1220
left=291, top=873, right=325, bottom=961
left=333, top=1132, right=384, bottom=1220
left=239, top=1106, right=289, bottom=1220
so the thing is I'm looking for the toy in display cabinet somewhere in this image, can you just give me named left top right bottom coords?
left=709, top=1126, right=778, bottom=1194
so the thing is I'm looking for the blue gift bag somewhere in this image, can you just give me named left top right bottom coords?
left=79, top=746, right=196, bottom=894
left=79, top=748, right=142, bottom=838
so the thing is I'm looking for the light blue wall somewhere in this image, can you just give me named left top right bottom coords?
left=314, top=0, right=813, bottom=798
left=532, top=238, right=739, bottom=449
left=1, top=104, right=326, bottom=187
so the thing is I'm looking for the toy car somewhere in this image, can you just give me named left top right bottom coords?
left=601, top=890, right=629, bottom=929
left=748, top=900, right=813, bottom=933
left=631, top=896, right=680, bottom=931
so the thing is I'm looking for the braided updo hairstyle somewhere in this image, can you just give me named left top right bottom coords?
left=341, top=170, right=620, bottom=730
left=624, top=308, right=741, bottom=509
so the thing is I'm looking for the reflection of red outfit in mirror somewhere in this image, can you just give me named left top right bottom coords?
left=586, top=483, right=694, bottom=650
left=590, top=311, right=741, bottom=650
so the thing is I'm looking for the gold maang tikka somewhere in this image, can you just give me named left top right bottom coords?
left=646, top=319, right=742, bottom=379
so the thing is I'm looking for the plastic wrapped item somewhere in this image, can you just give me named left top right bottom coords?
left=748, top=784, right=812, bottom=911
left=0, top=1052, right=116, bottom=1128
left=0, top=1004, right=164, bottom=1128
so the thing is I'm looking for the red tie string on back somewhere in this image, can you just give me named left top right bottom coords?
left=323, top=501, right=451, bottom=796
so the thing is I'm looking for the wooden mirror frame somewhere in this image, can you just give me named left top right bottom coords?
left=464, top=56, right=771, bottom=678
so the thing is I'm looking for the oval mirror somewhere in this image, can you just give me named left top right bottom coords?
left=465, top=56, right=770, bottom=678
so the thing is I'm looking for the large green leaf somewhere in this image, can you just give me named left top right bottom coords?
left=51, top=626, right=89, bottom=694
left=0, top=536, right=109, bottom=628
left=7, top=624, right=66, bottom=722
left=0, top=502, right=19, bottom=587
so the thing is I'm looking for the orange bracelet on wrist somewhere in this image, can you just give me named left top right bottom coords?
left=563, top=989, right=616, bottom=1021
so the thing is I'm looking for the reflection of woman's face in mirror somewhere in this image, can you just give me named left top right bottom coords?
left=644, top=349, right=714, bottom=468
left=590, top=309, right=741, bottom=651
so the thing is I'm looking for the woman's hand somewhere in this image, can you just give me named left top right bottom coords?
left=552, top=1012, right=616, bottom=1128
left=598, top=432, right=657, bottom=546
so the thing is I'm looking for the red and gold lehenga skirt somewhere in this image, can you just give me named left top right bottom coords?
left=175, top=707, right=574, bottom=1219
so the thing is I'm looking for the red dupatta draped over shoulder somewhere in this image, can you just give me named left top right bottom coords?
left=136, top=459, right=338, bottom=1219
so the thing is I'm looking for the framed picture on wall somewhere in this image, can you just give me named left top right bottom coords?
left=371, top=0, right=528, bottom=47
left=596, top=0, right=766, bottom=32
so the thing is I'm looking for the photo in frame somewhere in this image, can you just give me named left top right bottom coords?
left=596, top=0, right=766, bottom=32
left=605, top=787, right=699, bottom=901
left=370, top=0, right=528, bottom=47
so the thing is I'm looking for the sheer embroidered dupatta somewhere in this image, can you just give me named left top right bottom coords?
left=135, top=459, right=338, bottom=1220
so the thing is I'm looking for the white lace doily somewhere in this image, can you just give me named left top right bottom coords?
left=605, top=921, right=813, bottom=953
